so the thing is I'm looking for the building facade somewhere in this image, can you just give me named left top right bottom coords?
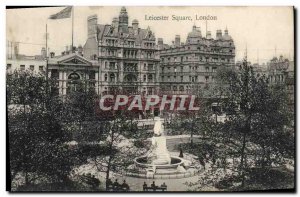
left=83, top=7, right=160, bottom=95
left=267, top=55, right=294, bottom=111
left=158, top=26, right=235, bottom=94
left=6, top=43, right=46, bottom=74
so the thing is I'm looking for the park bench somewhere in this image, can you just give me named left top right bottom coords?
left=143, top=183, right=167, bottom=192
left=106, top=180, right=130, bottom=191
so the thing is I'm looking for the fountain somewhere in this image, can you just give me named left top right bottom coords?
left=131, top=117, right=199, bottom=179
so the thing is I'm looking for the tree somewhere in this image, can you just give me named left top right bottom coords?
left=7, top=70, right=78, bottom=190
left=218, top=59, right=292, bottom=188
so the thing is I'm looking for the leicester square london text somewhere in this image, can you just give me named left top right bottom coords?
left=145, top=14, right=217, bottom=21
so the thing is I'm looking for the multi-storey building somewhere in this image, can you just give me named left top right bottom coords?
left=6, top=43, right=46, bottom=74
left=267, top=55, right=294, bottom=111
left=158, top=26, right=235, bottom=94
left=268, top=55, right=290, bottom=84
left=83, top=7, right=160, bottom=95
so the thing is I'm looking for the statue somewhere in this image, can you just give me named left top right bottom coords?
left=147, top=117, right=171, bottom=165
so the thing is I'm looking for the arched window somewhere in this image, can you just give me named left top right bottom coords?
left=179, top=86, right=184, bottom=91
left=104, top=74, right=108, bottom=81
left=148, top=74, right=153, bottom=82
left=110, top=73, right=115, bottom=82
left=67, top=73, right=81, bottom=94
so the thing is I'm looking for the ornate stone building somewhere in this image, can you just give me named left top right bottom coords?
left=83, top=7, right=160, bottom=95
left=267, top=55, right=294, bottom=111
left=158, top=26, right=235, bottom=94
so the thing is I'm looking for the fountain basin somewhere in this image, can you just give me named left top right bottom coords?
left=134, top=156, right=184, bottom=169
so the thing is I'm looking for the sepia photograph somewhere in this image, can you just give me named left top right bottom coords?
left=6, top=5, right=295, bottom=192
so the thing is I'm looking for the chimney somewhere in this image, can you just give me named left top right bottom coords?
left=50, top=52, right=55, bottom=58
left=112, top=17, right=119, bottom=29
left=41, top=47, right=46, bottom=59
left=66, top=46, right=69, bottom=55
left=175, top=35, right=180, bottom=47
left=206, top=31, right=212, bottom=39
left=216, top=30, right=222, bottom=40
left=87, top=15, right=98, bottom=39
left=78, top=45, right=83, bottom=56
left=158, top=38, right=164, bottom=50
left=132, top=19, right=139, bottom=34
left=14, top=42, right=19, bottom=59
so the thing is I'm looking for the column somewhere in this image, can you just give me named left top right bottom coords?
left=58, top=71, right=63, bottom=95
left=95, top=72, right=99, bottom=94
left=63, top=71, right=67, bottom=95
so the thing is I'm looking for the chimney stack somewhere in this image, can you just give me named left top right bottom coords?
left=41, top=47, right=46, bottom=59
left=87, top=15, right=98, bottom=39
left=158, top=38, right=164, bottom=50
left=216, top=30, right=222, bottom=40
left=206, top=31, right=212, bottom=39
left=50, top=52, right=55, bottom=58
left=78, top=45, right=83, bottom=56
left=175, top=35, right=180, bottom=47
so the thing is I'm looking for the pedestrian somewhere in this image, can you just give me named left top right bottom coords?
left=113, top=179, right=120, bottom=191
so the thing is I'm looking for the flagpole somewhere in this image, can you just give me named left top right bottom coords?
left=46, top=22, right=48, bottom=77
left=45, top=21, right=49, bottom=106
left=72, top=6, right=74, bottom=53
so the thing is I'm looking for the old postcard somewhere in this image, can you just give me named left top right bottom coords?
left=6, top=6, right=295, bottom=192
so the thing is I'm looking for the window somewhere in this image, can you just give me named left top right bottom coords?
left=148, top=74, right=153, bottom=82
left=20, top=65, right=25, bottom=70
left=212, top=67, right=217, bottom=72
left=143, top=75, right=146, bottom=82
left=174, top=76, right=176, bottom=81
left=39, top=66, right=44, bottom=72
left=205, top=67, right=209, bottom=72
left=205, top=76, right=209, bottom=83
left=148, top=64, right=154, bottom=71
left=89, top=71, right=95, bottom=80
left=180, top=76, right=183, bottom=82
left=30, top=65, right=34, bottom=71
left=181, top=66, right=183, bottom=72
left=144, top=63, right=147, bottom=70
left=110, top=73, right=115, bottom=82
left=161, top=76, right=164, bottom=82
left=104, top=74, right=108, bottom=81
left=7, top=64, right=11, bottom=70
left=179, top=86, right=184, bottom=91
left=168, top=76, right=170, bottom=82
left=109, top=62, right=116, bottom=70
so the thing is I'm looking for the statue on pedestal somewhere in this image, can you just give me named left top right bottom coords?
left=147, top=117, right=171, bottom=165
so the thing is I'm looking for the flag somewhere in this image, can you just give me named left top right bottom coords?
left=49, top=6, right=72, bottom=20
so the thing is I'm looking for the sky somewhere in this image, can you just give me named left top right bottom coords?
left=6, top=6, right=294, bottom=64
